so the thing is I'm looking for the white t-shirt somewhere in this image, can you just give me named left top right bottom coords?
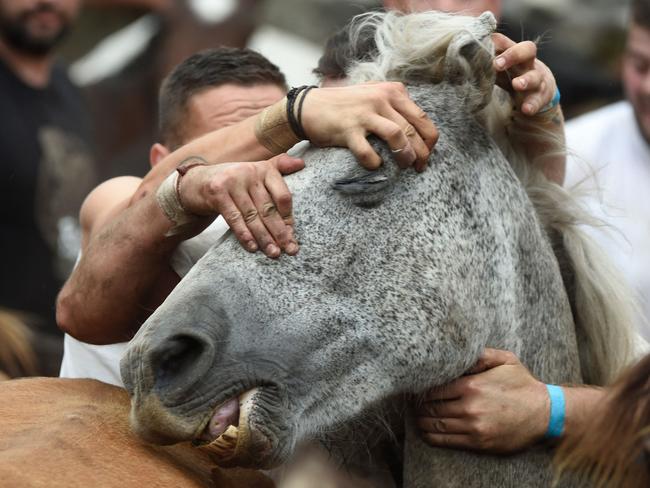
left=59, top=216, right=229, bottom=386
left=565, top=101, right=650, bottom=341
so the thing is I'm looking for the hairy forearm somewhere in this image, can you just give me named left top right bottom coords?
left=57, top=195, right=187, bottom=344
left=134, top=116, right=274, bottom=202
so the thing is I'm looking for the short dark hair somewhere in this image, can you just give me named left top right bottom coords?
left=159, top=47, right=287, bottom=148
left=632, top=0, right=650, bottom=29
left=314, top=24, right=377, bottom=81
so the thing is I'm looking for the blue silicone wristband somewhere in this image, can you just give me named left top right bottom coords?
left=544, top=384, right=566, bottom=439
left=540, top=87, right=561, bottom=113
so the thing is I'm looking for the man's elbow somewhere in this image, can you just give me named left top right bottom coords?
left=56, top=291, right=132, bottom=345
left=56, top=291, right=98, bottom=343
left=56, top=291, right=82, bottom=339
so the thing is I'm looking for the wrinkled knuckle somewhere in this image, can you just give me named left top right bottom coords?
left=225, top=210, right=243, bottom=223
left=243, top=208, right=259, bottom=223
left=433, top=419, right=447, bottom=433
left=261, top=202, right=278, bottom=218
left=403, top=123, right=417, bottom=138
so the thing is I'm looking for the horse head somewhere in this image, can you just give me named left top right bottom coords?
left=121, top=11, right=583, bottom=477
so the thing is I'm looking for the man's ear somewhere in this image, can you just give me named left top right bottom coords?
left=149, top=143, right=170, bottom=168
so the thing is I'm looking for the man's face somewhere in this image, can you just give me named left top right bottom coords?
left=622, top=22, right=650, bottom=144
left=181, top=83, right=286, bottom=143
left=0, top=0, right=80, bottom=56
left=384, top=0, right=501, bottom=18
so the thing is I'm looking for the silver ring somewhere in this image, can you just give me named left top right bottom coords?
left=391, top=147, right=407, bottom=154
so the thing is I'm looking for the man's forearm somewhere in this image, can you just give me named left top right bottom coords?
left=57, top=194, right=187, bottom=344
left=134, top=116, right=274, bottom=202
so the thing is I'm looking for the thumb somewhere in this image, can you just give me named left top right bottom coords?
left=271, top=154, right=305, bottom=175
left=467, top=348, right=520, bottom=375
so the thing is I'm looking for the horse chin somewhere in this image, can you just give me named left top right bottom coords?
left=194, top=388, right=292, bottom=469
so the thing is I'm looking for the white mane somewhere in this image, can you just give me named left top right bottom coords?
left=346, top=10, right=496, bottom=86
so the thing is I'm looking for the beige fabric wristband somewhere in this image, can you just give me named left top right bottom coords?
left=156, top=168, right=201, bottom=237
left=255, top=97, right=302, bottom=154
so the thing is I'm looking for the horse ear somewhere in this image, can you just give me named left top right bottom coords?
left=444, top=11, right=497, bottom=112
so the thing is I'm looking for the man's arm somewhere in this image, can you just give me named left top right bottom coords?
left=415, top=348, right=605, bottom=453
left=57, top=175, right=183, bottom=344
left=133, top=82, right=438, bottom=201
left=57, top=155, right=303, bottom=345
left=58, top=83, right=439, bottom=345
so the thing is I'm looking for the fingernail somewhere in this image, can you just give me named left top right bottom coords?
left=494, top=57, right=506, bottom=69
left=286, top=242, right=299, bottom=255
left=517, top=78, right=527, bottom=89
left=246, top=241, right=258, bottom=252
left=266, top=244, right=280, bottom=256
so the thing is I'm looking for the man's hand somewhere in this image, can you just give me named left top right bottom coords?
left=492, top=34, right=558, bottom=116
left=178, top=154, right=304, bottom=258
left=301, top=82, right=439, bottom=172
left=415, top=348, right=549, bottom=454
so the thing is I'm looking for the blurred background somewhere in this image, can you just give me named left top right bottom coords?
left=60, top=0, right=630, bottom=181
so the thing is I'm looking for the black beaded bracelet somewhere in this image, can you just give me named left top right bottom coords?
left=296, top=85, right=316, bottom=140
left=286, top=85, right=317, bottom=141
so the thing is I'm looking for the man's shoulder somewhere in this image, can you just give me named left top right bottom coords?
left=80, top=176, right=143, bottom=238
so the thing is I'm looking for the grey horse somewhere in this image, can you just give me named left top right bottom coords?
left=121, top=11, right=634, bottom=487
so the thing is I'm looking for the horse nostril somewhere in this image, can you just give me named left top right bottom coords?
left=152, top=335, right=209, bottom=389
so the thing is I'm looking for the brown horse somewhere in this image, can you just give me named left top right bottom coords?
left=0, top=378, right=274, bottom=487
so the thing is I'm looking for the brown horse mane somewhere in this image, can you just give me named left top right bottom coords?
left=554, top=353, right=650, bottom=487
left=0, top=309, right=38, bottom=379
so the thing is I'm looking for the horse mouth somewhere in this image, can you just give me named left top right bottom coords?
left=193, top=388, right=275, bottom=468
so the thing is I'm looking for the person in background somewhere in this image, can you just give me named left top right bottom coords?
left=0, top=0, right=96, bottom=375
left=565, top=0, right=650, bottom=341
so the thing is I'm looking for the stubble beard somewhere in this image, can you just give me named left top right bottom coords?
left=0, top=5, right=70, bottom=57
